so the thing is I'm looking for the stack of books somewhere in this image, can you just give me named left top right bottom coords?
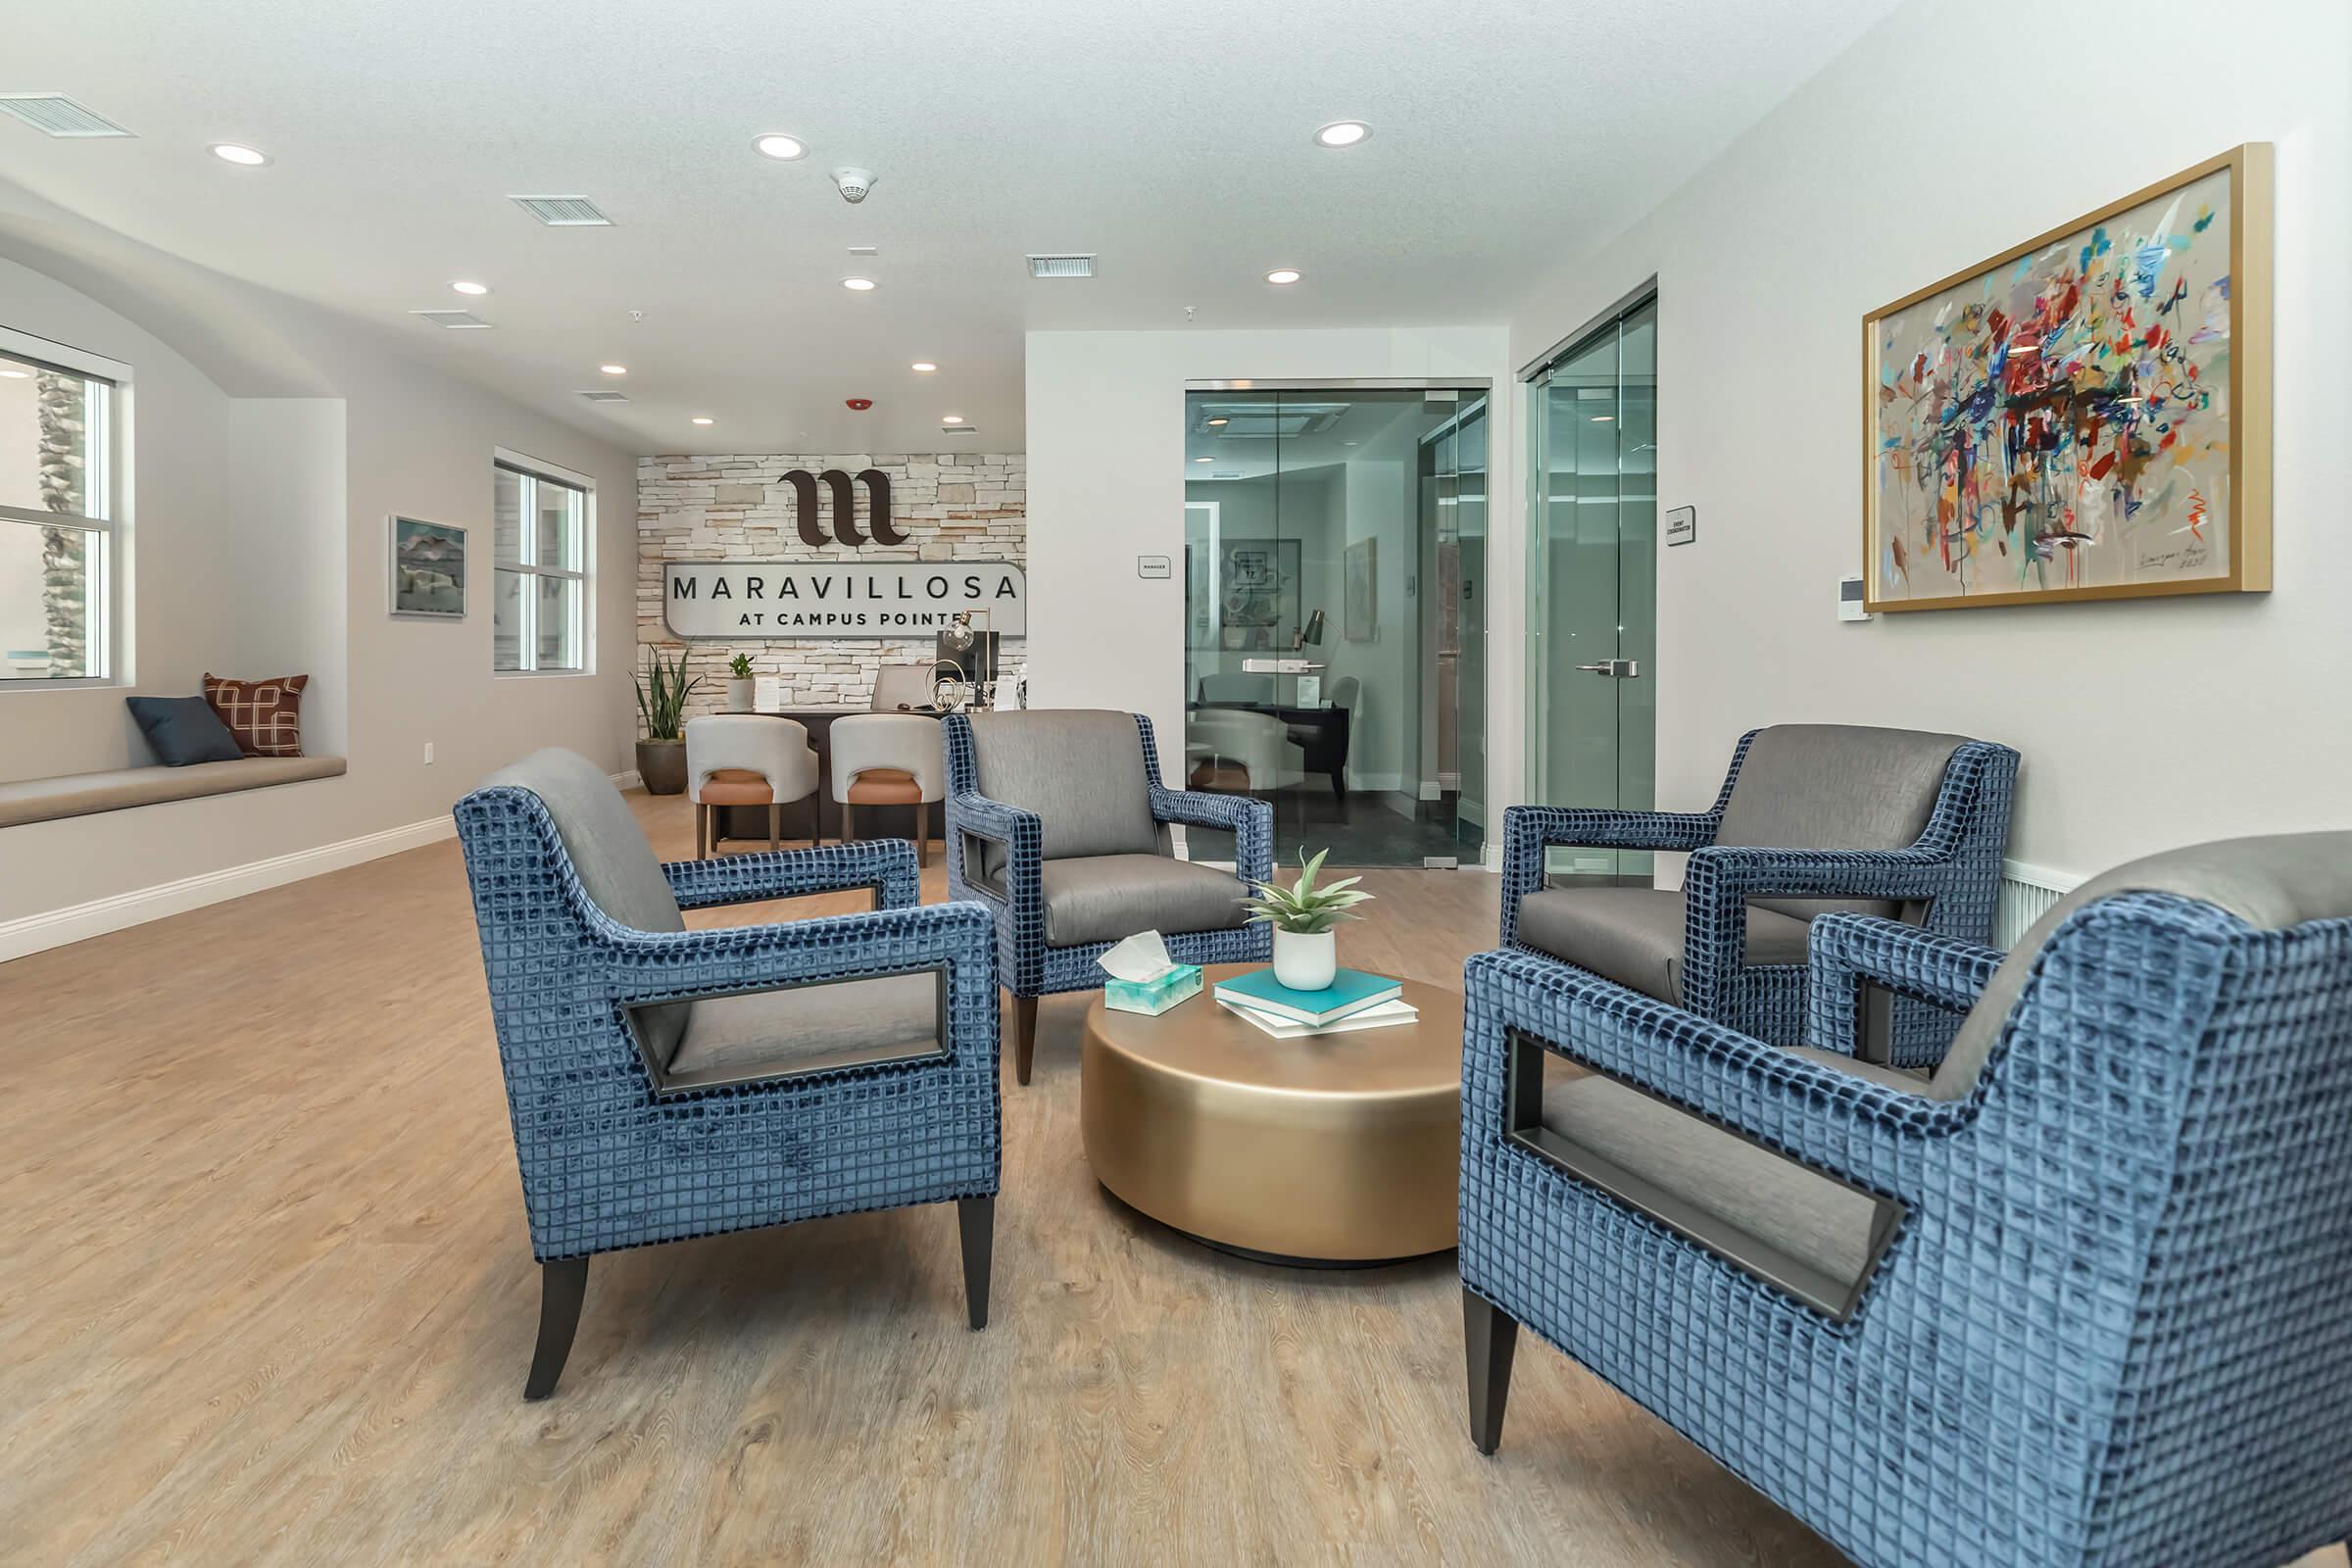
left=1213, top=968, right=1417, bottom=1040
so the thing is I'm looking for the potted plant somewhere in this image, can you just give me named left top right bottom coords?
left=1243, top=847, right=1373, bottom=992
left=726, top=652, right=757, bottom=712
left=633, top=646, right=700, bottom=795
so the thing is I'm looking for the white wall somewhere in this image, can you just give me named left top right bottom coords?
left=1026, top=325, right=1518, bottom=801
left=1506, top=0, right=2352, bottom=880
left=0, top=250, right=638, bottom=934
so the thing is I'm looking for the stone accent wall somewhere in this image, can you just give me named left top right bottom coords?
left=637, top=451, right=1023, bottom=718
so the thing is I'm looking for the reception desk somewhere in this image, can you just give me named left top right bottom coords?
left=712, top=708, right=943, bottom=852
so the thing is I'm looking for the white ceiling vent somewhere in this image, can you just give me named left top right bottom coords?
left=577, top=389, right=630, bottom=403
left=0, top=95, right=133, bottom=137
left=1025, top=254, right=1096, bottom=279
left=410, top=309, right=492, bottom=329
left=510, top=194, right=613, bottom=226
left=942, top=424, right=978, bottom=434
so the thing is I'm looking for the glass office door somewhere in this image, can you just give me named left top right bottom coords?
left=1527, top=298, right=1658, bottom=883
left=1183, top=385, right=1487, bottom=867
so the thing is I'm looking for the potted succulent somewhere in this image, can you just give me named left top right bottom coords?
left=1243, top=847, right=1373, bottom=992
left=726, top=652, right=757, bottom=712
left=633, top=646, right=700, bottom=795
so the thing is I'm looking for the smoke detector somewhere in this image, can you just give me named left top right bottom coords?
left=831, top=168, right=876, bottom=204
left=845, top=398, right=873, bottom=411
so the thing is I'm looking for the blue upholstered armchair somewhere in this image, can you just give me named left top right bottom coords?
left=1460, top=833, right=2352, bottom=1568
left=943, top=710, right=1272, bottom=1084
left=1500, top=724, right=2017, bottom=1057
left=454, top=749, right=1002, bottom=1399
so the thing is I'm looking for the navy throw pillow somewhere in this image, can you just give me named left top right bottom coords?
left=127, top=695, right=246, bottom=766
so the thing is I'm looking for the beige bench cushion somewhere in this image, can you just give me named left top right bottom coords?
left=0, top=756, right=346, bottom=829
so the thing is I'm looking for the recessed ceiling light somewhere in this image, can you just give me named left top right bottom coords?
left=210, top=142, right=270, bottom=167
left=1265, top=269, right=1302, bottom=285
left=843, top=276, right=877, bottom=292
left=450, top=279, right=489, bottom=296
left=753, top=132, right=808, bottom=162
left=1313, top=121, right=1371, bottom=149
left=1194, top=456, right=1213, bottom=464
left=691, top=416, right=714, bottom=425
left=941, top=415, right=964, bottom=424
left=1592, top=415, right=1615, bottom=423
left=600, top=364, right=627, bottom=376
left=1206, top=416, right=1229, bottom=426
left=910, top=362, right=938, bottom=372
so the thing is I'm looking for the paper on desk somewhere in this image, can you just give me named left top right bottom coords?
left=1098, top=929, right=1176, bottom=983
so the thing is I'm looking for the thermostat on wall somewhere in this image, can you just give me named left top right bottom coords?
left=1838, top=575, right=1872, bottom=622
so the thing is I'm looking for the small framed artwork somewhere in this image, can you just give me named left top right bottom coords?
left=390, top=516, right=467, bottom=619
left=1344, top=538, right=1378, bottom=641
left=1863, top=143, right=2271, bottom=612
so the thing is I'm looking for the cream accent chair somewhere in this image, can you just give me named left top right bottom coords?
left=1184, top=707, right=1306, bottom=794
left=831, top=713, right=947, bottom=866
left=870, top=662, right=938, bottom=712
left=685, top=714, right=820, bottom=858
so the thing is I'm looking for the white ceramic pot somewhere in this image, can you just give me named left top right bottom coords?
left=1272, top=927, right=1338, bottom=992
left=727, top=677, right=757, bottom=712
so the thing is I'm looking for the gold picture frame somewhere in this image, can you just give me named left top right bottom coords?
left=1862, top=143, right=2271, bottom=612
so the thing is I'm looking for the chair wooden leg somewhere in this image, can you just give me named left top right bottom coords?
left=524, top=1257, right=590, bottom=1401
left=842, top=801, right=856, bottom=843
left=768, top=802, right=781, bottom=854
left=1012, top=994, right=1039, bottom=1086
left=916, top=800, right=929, bottom=866
left=956, top=1196, right=995, bottom=1330
left=1463, top=1289, right=1519, bottom=1455
left=694, top=803, right=710, bottom=859
left=809, top=793, right=823, bottom=848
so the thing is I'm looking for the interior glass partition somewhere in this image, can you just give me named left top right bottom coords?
left=1182, top=386, right=1487, bottom=867
left=1527, top=297, right=1658, bottom=884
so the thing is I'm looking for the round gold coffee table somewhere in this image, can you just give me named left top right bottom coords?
left=1080, top=965, right=1463, bottom=1265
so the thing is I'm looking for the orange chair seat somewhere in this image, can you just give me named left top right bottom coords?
left=698, top=767, right=775, bottom=807
left=845, top=766, right=925, bottom=806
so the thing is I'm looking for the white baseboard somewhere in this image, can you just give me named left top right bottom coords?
left=612, top=769, right=644, bottom=792
left=0, top=767, right=643, bottom=964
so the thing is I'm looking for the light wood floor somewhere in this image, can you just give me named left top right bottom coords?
left=3, top=799, right=2342, bottom=1567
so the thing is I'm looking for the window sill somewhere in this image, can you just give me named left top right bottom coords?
left=0, top=676, right=124, bottom=694
left=494, top=668, right=595, bottom=681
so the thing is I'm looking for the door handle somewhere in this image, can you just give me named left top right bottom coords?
left=1574, top=660, right=1641, bottom=678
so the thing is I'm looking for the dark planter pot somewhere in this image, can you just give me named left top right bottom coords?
left=636, top=739, right=688, bottom=795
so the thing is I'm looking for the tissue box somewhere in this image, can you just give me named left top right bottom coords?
left=1104, top=963, right=1202, bottom=1016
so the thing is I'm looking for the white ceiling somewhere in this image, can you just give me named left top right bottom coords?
left=0, top=0, right=1899, bottom=455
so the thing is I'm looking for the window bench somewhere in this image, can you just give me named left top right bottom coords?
left=0, top=756, right=347, bottom=829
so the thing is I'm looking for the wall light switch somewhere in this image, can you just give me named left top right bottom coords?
left=423, top=742, right=435, bottom=765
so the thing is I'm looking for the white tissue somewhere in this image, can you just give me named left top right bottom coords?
left=1097, top=929, right=1175, bottom=983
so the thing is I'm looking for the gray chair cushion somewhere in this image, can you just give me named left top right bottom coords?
left=1714, top=724, right=1970, bottom=920
left=966, top=710, right=1161, bottom=863
left=479, top=748, right=689, bottom=1061
left=1041, top=854, right=1250, bottom=947
left=1936, top=830, right=2352, bottom=1102
left=1543, top=1060, right=1884, bottom=1296
left=1515, top=887, right=1812, bottom=1003
left=660, top=973, right=942, bottom=1091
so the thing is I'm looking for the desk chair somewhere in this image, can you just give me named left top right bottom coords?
left=685, top=713, right=820, bottom=858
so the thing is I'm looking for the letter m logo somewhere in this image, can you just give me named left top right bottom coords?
left=781, top=468, right=899, bottom=547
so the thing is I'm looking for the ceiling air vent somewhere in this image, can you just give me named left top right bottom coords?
left=577, top=389, right=630, bottom=403
left=1025, top=254, right=1096, bottom=279
left=0, top=95, right=133, bottom=137
left=510, top=194, right=613, bottom=226
left=942, top=424, right=978, bottom=434
left=410, top=309, right=491, bottom=329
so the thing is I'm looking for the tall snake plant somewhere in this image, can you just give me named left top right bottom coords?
left=634, top=646, right=701, bottom=741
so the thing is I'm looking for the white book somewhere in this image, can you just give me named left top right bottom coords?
left=1219, top=997, right=1418, bottom=1040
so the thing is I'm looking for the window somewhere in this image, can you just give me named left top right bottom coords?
left=494, top=456, right=591, bottom=673
left=0, top=341, right=117, bottom=684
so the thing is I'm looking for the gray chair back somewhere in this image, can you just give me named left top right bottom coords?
left=1328, top=675, right=1359, bottom=711
left=965, top=710, right=1160, bottom=860
left=1936, top=831, right=2352, bottom=1102
left=476, top=747, right=690, bottom=1060
left=1715, top=724, right=1969, bottom=918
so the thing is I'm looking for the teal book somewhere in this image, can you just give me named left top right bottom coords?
left=1212, top=967, right=1401, bottom=1027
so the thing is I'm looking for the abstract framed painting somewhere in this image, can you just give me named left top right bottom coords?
left=1863, top=144, right=2271, bottom=612
left=389, top=515, right=467, bottom=619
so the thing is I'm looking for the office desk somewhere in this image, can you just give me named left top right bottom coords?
left=712, top=708, right=943, bottom=850
left=1190, top=702, right=1351, bottom=798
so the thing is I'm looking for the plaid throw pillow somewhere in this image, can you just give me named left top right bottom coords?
left=203, top=672, right=309, bottom=758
